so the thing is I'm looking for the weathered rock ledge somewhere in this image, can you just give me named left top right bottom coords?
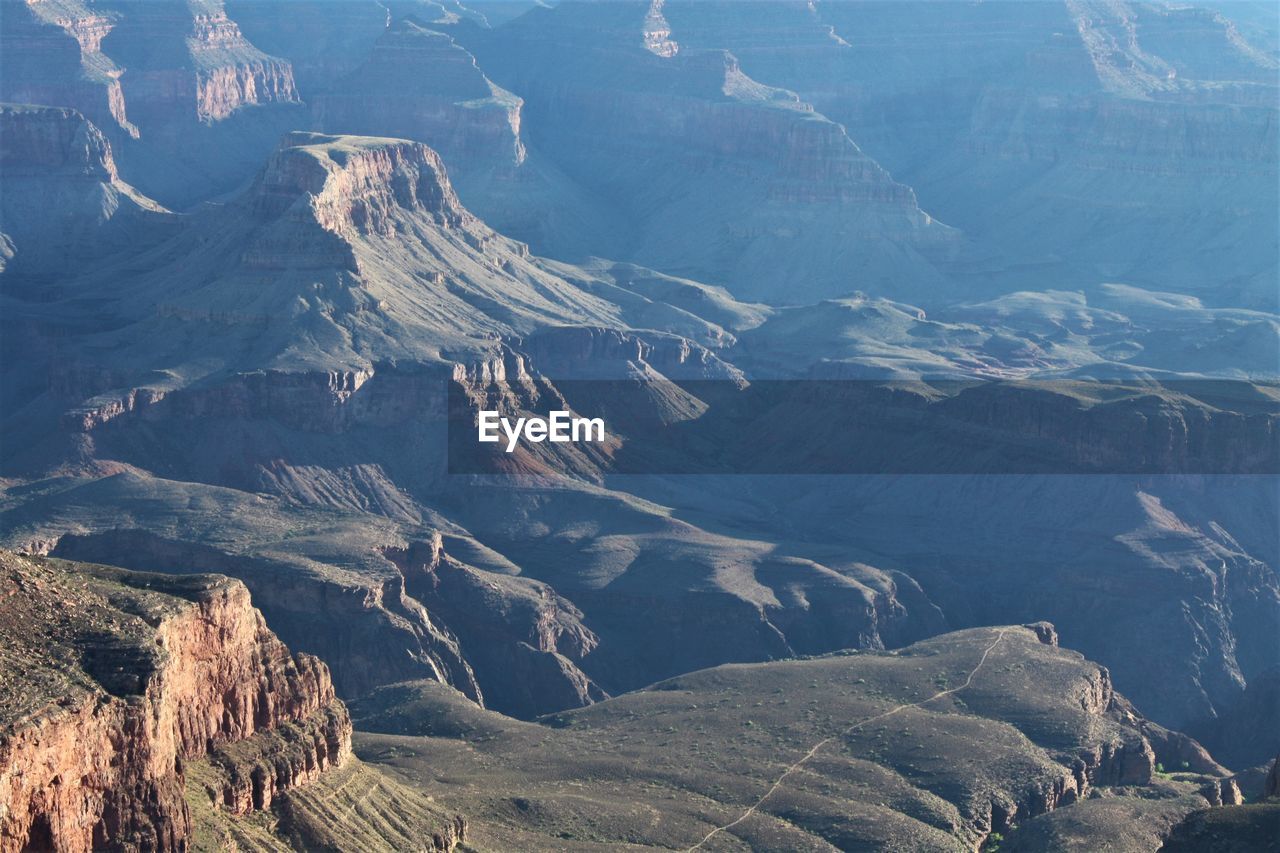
left=0, top=550, right=352, bottom=852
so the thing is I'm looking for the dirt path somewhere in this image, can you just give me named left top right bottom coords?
left=684, top=628, right=1011, bottom=851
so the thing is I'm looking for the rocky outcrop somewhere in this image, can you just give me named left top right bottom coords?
left=314, top=19, right=526, bottom=176
left=1, top=102, right=118, bottom=179
left=225, top=0, right=391, bottom=95
left=461, top=328, right=748, bottom=455
left=95, top=0, right=299, bottom=127
left=461, top=2, right=959, bottom=302
left=1047, top=661, right=1157, bottom=790
left=1023, top=621, right=1059, bottom=646
left=1139, top=720, right=1229, bottom=776
left=46, top=519, right=605, bottom=722
left=1065, top=0, right=1278, bottom=100
left=0, top=0, right=137, bottom=136
left=200, top=701, right=351, bottom=814
left=19, top=128, right=628, bottom=374
left=382, top=534, right=607, bottom=717
left=254, top=131, right=470, bottom=240
left=0, top=0, right=300, bottom=131
left=0, top=104, right=169, bottom=277
left=273, top=758, right=467, bottom=852
left=49, top=530, right=484, bottom=704
left=642, top=0, right=678, bottom=57
left=0, top=0, right=307, bottom=207
left=0, top=550, right=352, bottom=853
left=1197, top=778, right=1244, bottom=807
left=517, top=326, right=745, bottom=383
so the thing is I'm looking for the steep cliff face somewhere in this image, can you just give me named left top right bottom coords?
left=0, top=104, right=170, bottom=278
left=1, top=102, right=118, bottom=179
left=256, top=131, right=470, bottom=238
left=48, top=529, right=485, bottom=705
left=47, top=524, right=603, bottom=721
left=383, top=533, right=608, bottom=717
left=455, top=1, right=959, bottom=303
left=0, top=550, right=351, bottom=853
left=91, top=0, right=298, bottom=127
left=518, top=326, right=745, bottom=382
left=301, top=15, right=631, bottom=266
left=197, top=701, right=351, bottom=816
left=315, top=20, right=526, bottom=178
left=1, top=0, right=301, bottom=129
left=226, top=0, right=391, bottom=95
left=0, top=0, right=137, bottom=136
left=664, top=0, right=1278, bottom=307
left=0, top=0, right=308, bottom=207
left=64, top=131, right=624, bottom=375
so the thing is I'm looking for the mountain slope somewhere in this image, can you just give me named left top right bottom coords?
left=353, top=625, right=1241, bottom=851
left=664, top=0, right=1279, bottom=308
left=0, top=104, right=171, bottom=279
left=450, top=1, right=961, bottom=303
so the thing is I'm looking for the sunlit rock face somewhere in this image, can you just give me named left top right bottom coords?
left=90, top=0, right=299, bottom=126
left=0, top=550, right=351, bottom=852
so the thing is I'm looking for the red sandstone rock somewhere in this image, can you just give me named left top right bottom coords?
left=0, top=550, right=351, bottom=852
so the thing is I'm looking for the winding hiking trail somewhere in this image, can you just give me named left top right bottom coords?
left=684, top=628, right=1011, bottom=851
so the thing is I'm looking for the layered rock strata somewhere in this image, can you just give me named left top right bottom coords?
left=0, top=550, right=351, bottom=852
left=382, top=533, right=607, bottom=717
left=314, top=19, right=526, bottom=175
left=0, top=0, right=137, bottom=136
left=0, top=104, right=169, bottom=277
left=91, top=0, right=299, bottom=127
left=461, top=1, right=959, bottom=302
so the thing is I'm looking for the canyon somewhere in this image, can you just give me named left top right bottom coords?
left=0, top=548, right=467, bottom=851
left=0, top=0, right=306, bottom=206
left=0, top=103, right=170, bottom=279
left=0, top=551, right=340, bottom=850
left=0, top=1, right=1277, bottom=850
left=664, top=0, right=1279, bottom=309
